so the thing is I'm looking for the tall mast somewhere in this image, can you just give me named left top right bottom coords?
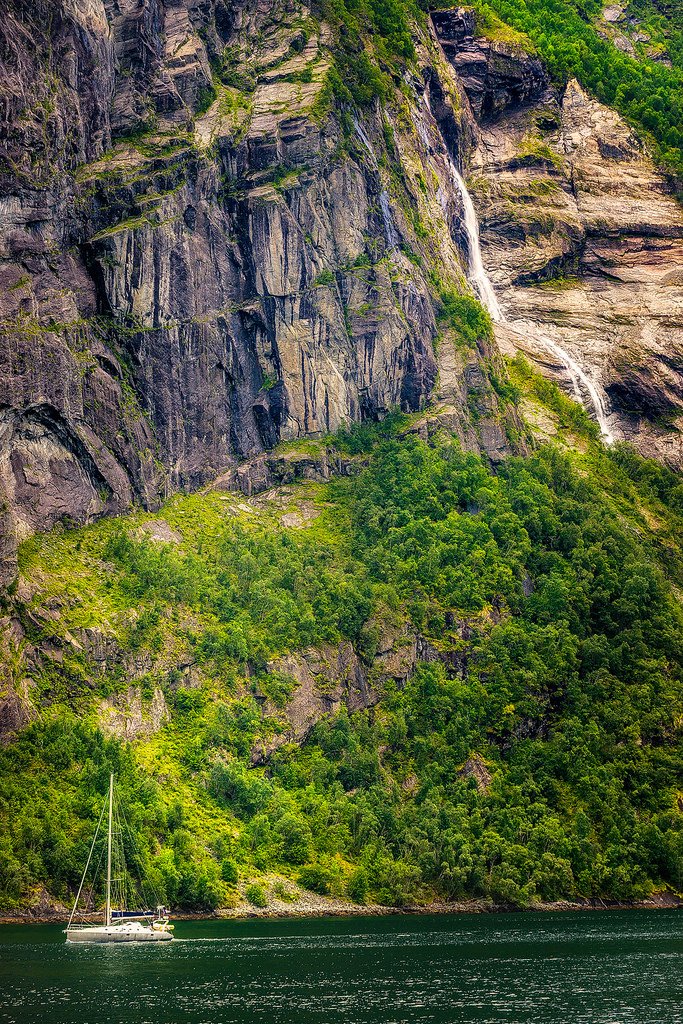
left=105, top=773, right=113, bottom=927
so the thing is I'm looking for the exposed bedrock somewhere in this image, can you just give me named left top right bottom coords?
left=0, top=0, right=525, bottom=583
left=7, top=0, right=678, bottom=587
left=433, top=8, right=683, bottom=466
left=431, top=7, right=550, bottom=122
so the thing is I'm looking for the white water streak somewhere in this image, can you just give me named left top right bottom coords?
left=448, top=163, right=503, bottom=321
left=445, top=150, right=614, bottom=443
left=353, top=118, right=400, bottom=250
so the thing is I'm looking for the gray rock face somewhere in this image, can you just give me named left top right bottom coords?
left=0, top=672, right=31, bottom=743
left=251, top=641, right=376, bottom=763
left=0, top=0, right=115, bottom=178
left=431, top=8, right=549, bottom=122
left=252, top=620, right=444, bottom=763
left=0, top=0, right=517, bottom=584
left=99, top=685, right=170, bottom=741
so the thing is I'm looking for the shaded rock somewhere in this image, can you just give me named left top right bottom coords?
left=458, top=755, right=492, bottom=794
left=252, top=621, right=449, bottom=764
left=0, top=613, right=33, bottom=742
left=251, top=612, right=476, bottom=764
left=213, top=448, right=359, bottom=500
left=74, top=627, right=122, bottom=665
left=432, top=8, right=549, bottom=122
left=0, top=683, right=32, bottom=744
left=402, top=773, right=419, bottom=796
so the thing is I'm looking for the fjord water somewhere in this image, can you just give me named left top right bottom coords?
left=2, top=912, right=683, bottom=1024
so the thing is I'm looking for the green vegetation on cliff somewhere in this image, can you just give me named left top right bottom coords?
left=472, top=0, right=683, bottom=176
left=318, top=0, right=422, bottom=106
left=320, top=0, right=683, bottom=177
left=2, top=402, right=682, bottom=912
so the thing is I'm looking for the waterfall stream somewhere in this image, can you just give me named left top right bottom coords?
left=446, top=154, right=614, bottom=443
left=354, top=106, right=614, bottom=443
left=353, top=118, right=400, bottom=250
left=448, top=164, right=503, bottom=321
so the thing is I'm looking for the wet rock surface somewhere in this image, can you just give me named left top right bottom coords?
left=480, top=80, right=683, bottom=464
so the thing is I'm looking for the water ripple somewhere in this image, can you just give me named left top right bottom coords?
left=1, top=910, right=682, bottom=1024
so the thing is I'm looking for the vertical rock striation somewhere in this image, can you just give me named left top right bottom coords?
left=9, top=0, right=681, bottom=584
left=0, top=0, right=520, bottom=583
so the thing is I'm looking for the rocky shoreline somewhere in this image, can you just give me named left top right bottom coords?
left=2, top=891, right=681, bottom=926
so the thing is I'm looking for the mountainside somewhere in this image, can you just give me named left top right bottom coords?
left=1, top=0, right=682, bottom=583
left=0, top=0, right=682, bottom=916
left=0, top=0, right=509, bottom=587
left=2, top=409, right=683, bottom=914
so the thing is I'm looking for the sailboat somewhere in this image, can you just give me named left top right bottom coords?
left=65, top=773, right=174, bottom=943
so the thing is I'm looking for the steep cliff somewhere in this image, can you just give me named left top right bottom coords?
left=0, top=0, right=523, bottom=585
left=2, top=1, right=681, bottom=596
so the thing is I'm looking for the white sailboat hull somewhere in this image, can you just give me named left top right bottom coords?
left=66, top=922, right=173, bottom=943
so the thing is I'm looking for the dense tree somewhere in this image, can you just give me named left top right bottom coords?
left=3, top=423, right=681, bottom=911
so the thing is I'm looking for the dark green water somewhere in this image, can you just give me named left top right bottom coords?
left=1, top=910, right=682, bottom=1024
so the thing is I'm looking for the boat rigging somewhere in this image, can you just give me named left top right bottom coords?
left=65, top=773, right=174, bottom=944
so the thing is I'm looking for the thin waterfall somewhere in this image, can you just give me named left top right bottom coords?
left=444, top=148, right=614, bottom=443
left=353, top=118, right=400, bottom=250
left=419, top=91, right=613, bottom=441
left=520, top=326, right=613, bottom=437
left=447, top=164, right=502, bottom=320
left=378, top=192, right=400, bottom=249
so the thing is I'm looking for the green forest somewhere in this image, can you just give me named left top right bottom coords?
left=2, top=386, right=683, bottom=911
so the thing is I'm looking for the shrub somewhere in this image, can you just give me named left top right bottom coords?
left=274, top=812, right=313, bottom=865
left=272, top=881, right=298, bottom=902
left=346, top=868, right=369, bottom=904
left=245, top=883, right=268, bottom=907
left=438, top=291, right=493, bottom=346
left=297, top=864, right=335, bottom=895
left=220, top=858, right=239, bottom=885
